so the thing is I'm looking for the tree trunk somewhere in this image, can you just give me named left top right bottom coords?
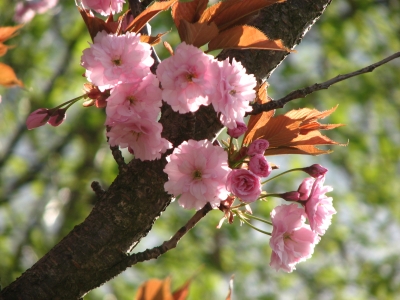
left=0, top=0, right=332, bottom=299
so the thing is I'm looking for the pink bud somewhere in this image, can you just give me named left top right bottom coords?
left=47, top=109, right=66, bottom=127
left=247, top=139, right=269, bottom=156
left=26, top=108, right=50, bottom=130
left=227, top=122, right=248, bottom=138
left=278, top=191, right=301, bottom=201
left=248, top=154, right=272, bottom=177
left=302, top=164, right=328, bottom=178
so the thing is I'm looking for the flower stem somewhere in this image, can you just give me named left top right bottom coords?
left=238, top=215, right=271, bottom=236
left=242, top=212, right=273, bottom=226
left=261, top=168, right=303, bottom=185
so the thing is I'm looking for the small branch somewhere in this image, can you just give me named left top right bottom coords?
left=110, top=145, right=128, bottom=173
left=91, top=181, right=105, bottom=199
left=110, top=203, right=213, bottom=273
left=249, top=51, right=400, bottom=115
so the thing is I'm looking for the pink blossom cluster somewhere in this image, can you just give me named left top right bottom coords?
left=269, top=203, right=320, bottom=272
left=269, top=174, right=336, bottom=272
left=81, top=31, right=171, bottom=160
left=226, top=139, right=272, bottom=203
left=157, top=43, right=256, bottom=129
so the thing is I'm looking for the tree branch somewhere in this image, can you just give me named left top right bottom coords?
left=108, top=203, right=213, bottom=275
left=249, top=51, right=400, bottom=115
left=0, top=1, right=332, bottom=298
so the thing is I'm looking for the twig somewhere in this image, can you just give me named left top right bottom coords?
left=91, top=181, right=106, bottom=199
left=249, top=51, right=400, bottom=115
left=109, top=145, right=128, bottom=173
left=111, top=203, right=213, bottom=272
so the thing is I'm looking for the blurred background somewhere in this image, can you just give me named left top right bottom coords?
left=1, top=1, right=400, bottom=299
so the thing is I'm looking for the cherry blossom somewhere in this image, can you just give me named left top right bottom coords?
left=226, top=169, right=261, bottom=203
left=107, top=117, right=171, bottom=161
left=47, top=108, right=66, bottom=127
left=303, top=176, right=336, bottom=235
left=156, top=42, right=217, bottom=113
left=80, top=0, right=125, bottom=16
left=247, top=139, right=270, bottom=156
left=81, top=31, right=153, bottom=91
left=248, top=154, right=272, bottom=178
left=105, top=74, right=162, bottom=124
left=14, top=0, right=58, bottom=23
left=210, top=58, right=256, bottom=129
left=269, top=204, right=320, bottom=272
left=164, top=140, right=230, bottom=210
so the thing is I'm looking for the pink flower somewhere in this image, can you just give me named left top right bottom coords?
left=269, top=204, right=320, bottom=272
left=80, top=0, right=125, bottom=16
left=227, top=121, right=247, bottom=138
left=164, top=140, right=230, bottom=210
left=47, top=108, right=66, bottom=127
left=303, top=176, right=336, bottom=235
left=26, top=108, right=50, bottom=130
left=14, top=0, right=58, bottom=23
left=210, top=58, right=256, bottom=129
left=247, top=139, right=269, bottom=156
left=105, top=74, right=162, bottom=124
left=81, top=31, right=153, bottom=91
left=107, top=117, right=171, bottom=161
left=302, top=164, right=328, bottom=178
left=156, top=42, right=217, bottom=113
left=226, top=169, right=261, bottom=203
left=248, top=154, right=272, bottom=178
left=297, top=177, right=315, bottom=200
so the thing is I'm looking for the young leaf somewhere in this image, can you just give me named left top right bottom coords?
left=178, top=20, right=219, bottom=47
left=172, top=0, right=208, bottom=30
left=244, top=105, right=345, bottom=156
left=140, top=32, right=169, bottom=46
left=199, top=0, right=286, bottom=31
left=79, top=8, right=112, bottom=41
left=207, top=25, right=288, bottom=52
left=0, top=25, right=23, bottom=43
left=243, top=82, right=274, bottom=146
left=0, top=62, right=23, bottom=87
left=135, top=278, right=174, bottom=300
left=172, top=279, right=191, bottom=300
left=125, top=0, right=178, bottom=33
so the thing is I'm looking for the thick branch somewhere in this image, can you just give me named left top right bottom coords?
left=0, top=1, right=332, bottom=299
left=249, top=51, right=400, bottom=114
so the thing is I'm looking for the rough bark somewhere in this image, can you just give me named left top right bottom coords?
left=0, top=0, right=332, bottom=299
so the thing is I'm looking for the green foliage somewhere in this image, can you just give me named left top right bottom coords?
left=1, top=1, right=400, bottom=299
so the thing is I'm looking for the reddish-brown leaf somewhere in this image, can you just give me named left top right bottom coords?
left=79, top=8, right=112, bottom=41
left=140, top=32, right=169, bottom=46
left=172, top=0, right=208, bottom=30
left=199, top=0, right=286, bottom=30
left=244, top=104, right=345, bottom=156
left=243, top=82, right=274, bottom=145
left=0, top=43, right=10, bottom=57
left=172, top=278, right=192, bottom=300
left=125, top=0, right=178, bottom=33
left=264, top=145, right=332, bottom=156
left=207, top=25, right=288, bottom=52
left=0, top=62, right=23, bottom=87
left=179, top=20, right=219, bottom=47
left=0, top=25, right=23, bottom=43
left=135, top=278, right=174, bottom=300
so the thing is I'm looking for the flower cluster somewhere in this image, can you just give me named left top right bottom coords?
left=25, top=2, right=338, bottom=274
left=157, top=43, right=256, bottom=129
left=81, top=31, right=171, bottom=161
